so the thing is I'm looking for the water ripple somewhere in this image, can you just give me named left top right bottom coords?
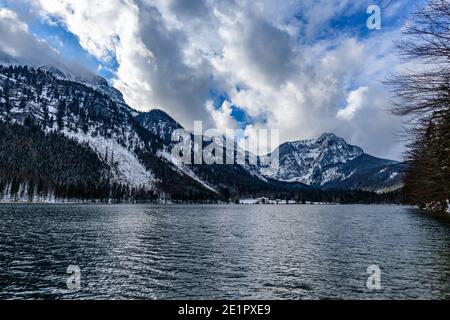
left=0, top=204, right=449, bottom=299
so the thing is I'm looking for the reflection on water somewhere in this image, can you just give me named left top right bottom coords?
left=0, top=204, right=449, bottom=299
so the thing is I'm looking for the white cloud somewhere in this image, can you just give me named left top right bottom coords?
left=0, top=7, right=94, bottom=79
left=206, top=99, right=238, bottom=133
left=34, top=0, right=140, bottom=61
left=3, top=0, right=410, bottom=159
left=337, top=86, right=369, bottom=121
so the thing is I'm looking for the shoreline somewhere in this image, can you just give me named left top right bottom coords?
left=0, top=201, right=410, bottom=206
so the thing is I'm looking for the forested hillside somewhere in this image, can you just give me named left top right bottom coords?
left=0, top=119, right=157, bottom=201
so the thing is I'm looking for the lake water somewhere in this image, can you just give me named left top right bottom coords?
left=0, top=204, right=449, bottom=300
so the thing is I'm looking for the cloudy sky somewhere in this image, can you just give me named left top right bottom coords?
left=0, top=0, right=426, bottom=160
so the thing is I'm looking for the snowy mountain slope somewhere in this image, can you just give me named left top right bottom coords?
left=0, top=65, right=152, bottom=188
left=137, top=108, right=271, bottom=186
left=319, top=154, right=405, bottom=192
left=0, top=65, right=222, bottom=200
left=261, top=133, right=404, bottom=192
left=0, top=53, right=126, bottom=104
left=263, top=133, right=364, bottom=184
left=0, top=120, right=115, bottom=202
left=38, top=65, right=126, bottom=104
left=62, top=128, right=155, bottom=188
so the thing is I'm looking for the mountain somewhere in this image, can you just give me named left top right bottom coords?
left=136, top=109, right=183, bottom=145
left=262, top=133, right=405, bottom=192
left=321, top=155, right=405, bottom=192
left=0, top=64, right=222, bottom=202
left=0, top=64, right=404, bottom=202
left=37, top=65, right=126, bottom=104
left=0, top=65, right=311, bottom=202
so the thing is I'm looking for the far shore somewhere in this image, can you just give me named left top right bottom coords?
left=0, top=201, right=411, bottom=206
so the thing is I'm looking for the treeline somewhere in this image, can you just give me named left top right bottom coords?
left=227, top=189, right=403, bottom=205
left=402, top=117, right=450, bottom=211
left=279, top=189, right=403, bottom=205
left=388, top=0, right=450, bottom=213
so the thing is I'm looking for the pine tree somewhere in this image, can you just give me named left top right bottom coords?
left=57, top=100, right=66, bottom=129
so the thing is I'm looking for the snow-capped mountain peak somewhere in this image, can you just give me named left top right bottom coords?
left=38, top=65, right=125, bottom=104
left=263, top=133, right=387, bottom=188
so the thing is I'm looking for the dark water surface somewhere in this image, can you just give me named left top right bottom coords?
left=0, top=204, right=449, bottom=300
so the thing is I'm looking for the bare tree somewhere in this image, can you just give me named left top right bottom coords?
left=387, top=0, right=450, bottom=212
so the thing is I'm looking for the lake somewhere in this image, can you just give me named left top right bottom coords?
left=0, top=204, right=449, bottom=300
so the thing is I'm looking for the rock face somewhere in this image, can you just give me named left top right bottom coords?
left=264, top=133, right=363, bottom=184
left=262, top=133, right=404, bottom=192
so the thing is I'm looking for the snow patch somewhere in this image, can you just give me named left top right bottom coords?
left=389, top=172, right=398, bottom=180
left=62, top=129, right=155, bottom=189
